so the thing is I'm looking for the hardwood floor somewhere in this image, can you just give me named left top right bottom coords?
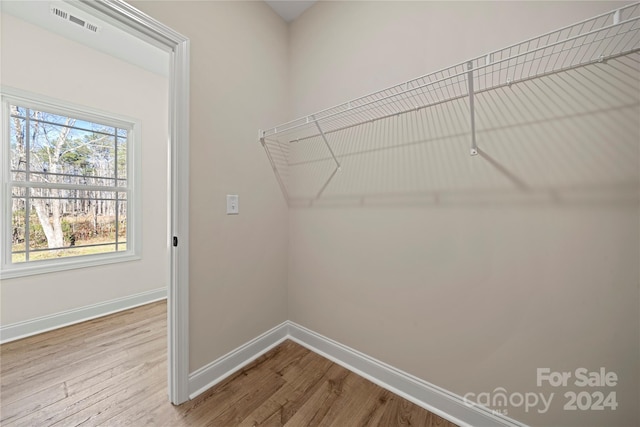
left=0, top=301, right=457, bottom=426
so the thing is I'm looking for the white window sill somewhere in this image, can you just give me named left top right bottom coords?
left=0, top=252, right=141, bottom=279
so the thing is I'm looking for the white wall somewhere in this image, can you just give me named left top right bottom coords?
left=0, top=13, right=169, bottom=324
left=288, top=2, right=639, bottom=426
left=6, top=2, right=637, bottom=426
left=128, top=0, right=290, bottom=372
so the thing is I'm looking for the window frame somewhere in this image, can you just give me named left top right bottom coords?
left=1, top=87, right=142, bottom=279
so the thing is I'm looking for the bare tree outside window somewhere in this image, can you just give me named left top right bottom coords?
left=9, top=104, right=129, bottom=262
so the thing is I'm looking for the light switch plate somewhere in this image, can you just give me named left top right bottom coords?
left=226, top=195, right=239, bottom=214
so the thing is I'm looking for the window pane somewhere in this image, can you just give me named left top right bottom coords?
left=10, top=105, right=126, bottom=189
left=9, top=116, right=26, bottom=172
left=11, top=198, right=26, bottom=263
left=61, top=128, right=117, bottom=183
left=28, top=120, right=119, bottom=184
left=27, top=201, right=49, bottom=251
left=12, top=253, right=26, bottom=263
left=28, top=119, right=61, bottom=178
left=117, top=135, right=127, bottom=181
left=32, top=109, right=70, bottom=125
left=11, top=187, right=127, bottom=261
left=27, top=244, right=118, bottom=261
left=116, top=199, right=127, bottom=242
left=11, top=171, right=26, bottom=182
left=10, top=105, right=26, bottom=118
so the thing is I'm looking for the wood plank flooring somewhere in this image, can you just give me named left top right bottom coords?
left=0, top=301, right=457, bottom=426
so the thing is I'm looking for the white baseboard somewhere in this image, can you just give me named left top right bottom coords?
left=0, top=288, right=167, bottom=344
left=188, top=321, right=289, bottom=399
left=187, top=320, right=527, bottom=427
left=287, top=322, right=528, bottom=427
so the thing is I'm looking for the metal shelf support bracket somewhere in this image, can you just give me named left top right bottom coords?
left=310, top=115, right=341, bottom=199
left=311, top=115, right=342, bottom=170
left=467, top=61, right=479, bottom=156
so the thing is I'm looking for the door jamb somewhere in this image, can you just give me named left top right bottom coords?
left=76, top=0, right=191, bottom=404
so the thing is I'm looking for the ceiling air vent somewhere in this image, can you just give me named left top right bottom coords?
left=50, top=6, right=100, bottom=34
left=85, top=23, right=99, bottom=33
left=51, top=7, right=68, bottom=20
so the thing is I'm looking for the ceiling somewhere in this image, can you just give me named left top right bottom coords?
left=265, top=1, right=317, bottom=22
left=1, top=0, right=315, bottom=76
left=1, top=0, right=169, bottom=77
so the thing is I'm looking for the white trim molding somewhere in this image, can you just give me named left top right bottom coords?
left=188, top=322, right=289, bottom=399
left=0, top=87, right=143, bottom=280
left=287, top=322, right=529, bottom=427
left=188, top=321, right=528, bottom=427
left=0, top=288, right=166, bottom=344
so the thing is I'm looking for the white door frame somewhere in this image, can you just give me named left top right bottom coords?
left=75, top=0, right=190, bottom=404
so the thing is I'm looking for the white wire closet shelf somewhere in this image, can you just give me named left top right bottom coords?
left=259, top=3, right=640, bottom=202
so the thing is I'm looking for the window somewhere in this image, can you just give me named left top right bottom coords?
left=1, top=91, right=140, bottom=278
